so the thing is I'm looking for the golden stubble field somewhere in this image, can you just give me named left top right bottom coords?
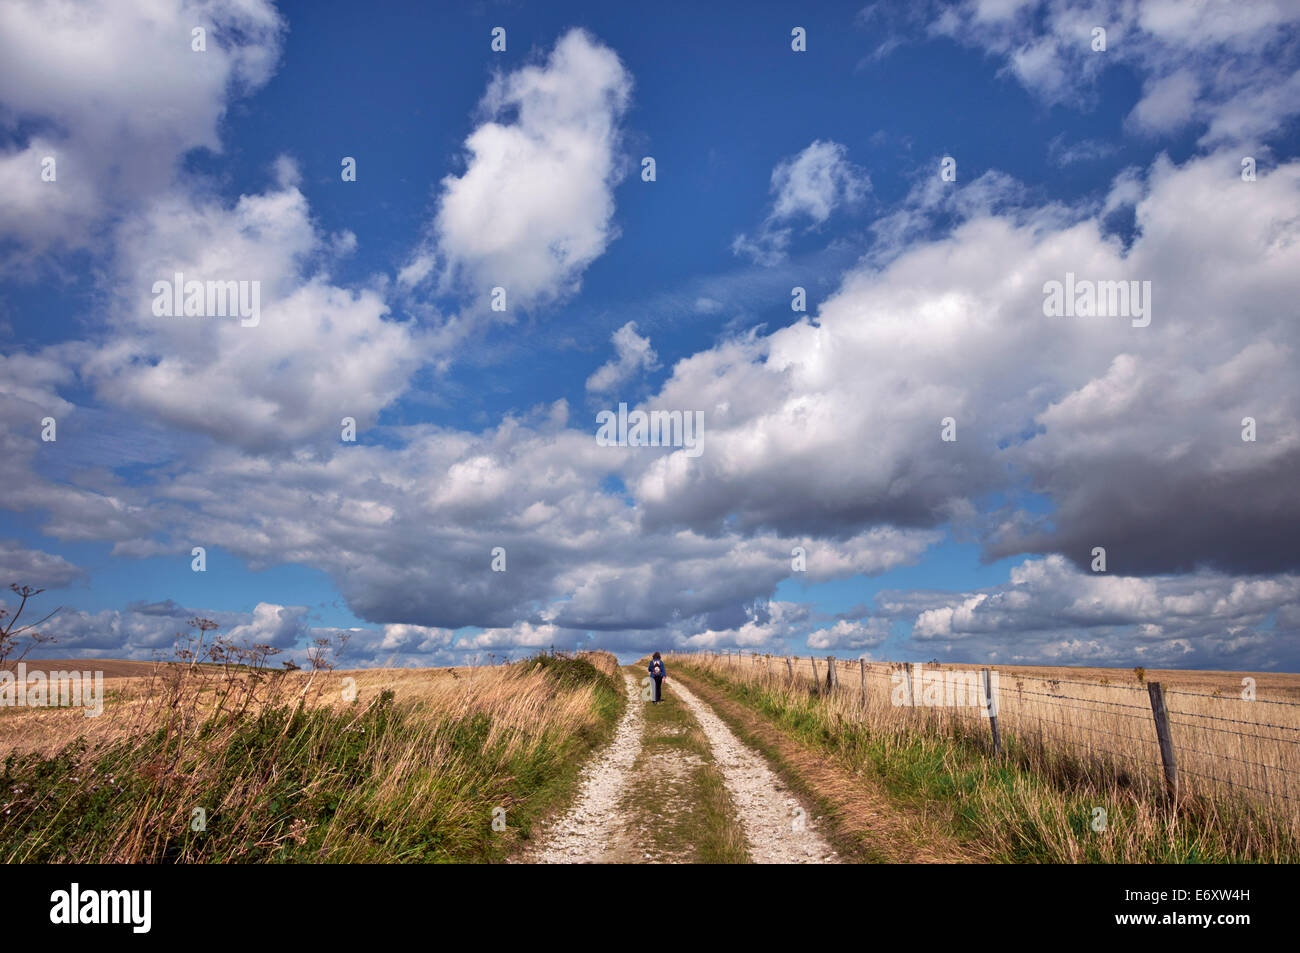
left=0, top=656, right=617, bottom=757
left=940, top=661, right=1300, bottom=701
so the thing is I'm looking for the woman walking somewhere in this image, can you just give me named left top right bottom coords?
left=648, top=652, right=666, bottom=703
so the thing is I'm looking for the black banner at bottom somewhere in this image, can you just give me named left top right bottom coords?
left=4, top=862, right=1276, bottom=940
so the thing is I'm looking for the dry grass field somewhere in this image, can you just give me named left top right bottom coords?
left=765, top=654, right=1300, bottom=805
left=924, top=660, right=1300, bottom=702
left=0, top=649, right=623, bottom=862
left=12, top=659, right=178, bottom=680
left=672, top=651, right=1300, bottom=862
left=2, top=660, right=508, bottom=754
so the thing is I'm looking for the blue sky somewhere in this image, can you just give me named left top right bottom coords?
left=2, top=0, right=1299, bottom=670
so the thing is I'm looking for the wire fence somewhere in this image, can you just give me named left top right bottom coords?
left=671, top=649, right=1300, bottom=816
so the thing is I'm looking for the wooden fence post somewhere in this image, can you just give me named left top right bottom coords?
left=859, top=658, right=866, bottom=707
left=1147, top=682, right=1179, bottom=803
left=826, top=656, right=836, bottom=693
left=981, top=668, right=1002, bottom=755
left=810, top=656, right=820, bottom=692
left=785, top=655, right=794, bottom=684
left=901, top=664, right=913, bottom=709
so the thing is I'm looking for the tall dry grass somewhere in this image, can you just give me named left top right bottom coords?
left=671, top=652, right=1300, bottom=862
left=0, top=630, right=623, bottom=863
left=575, top=650, right=620, bottom=680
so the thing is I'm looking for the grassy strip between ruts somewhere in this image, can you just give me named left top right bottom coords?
left=672, top=660, right=1300, bottom=864
left=671, top=668, right=975, bottom=864
left=0, top=653, right=624, bottom=863
left=615, top=665, right=748, bottom=863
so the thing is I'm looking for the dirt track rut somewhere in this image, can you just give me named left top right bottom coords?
left=525, top=669, right=836, bottom=863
